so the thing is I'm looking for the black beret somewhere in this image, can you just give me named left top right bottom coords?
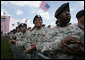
left=19, top=23, right=27, bottom=28
left=76, top=10, right=84, bottom=19
left=55, top=2, right=70, bottom=19
left=33, top=15, right=42, bottom=24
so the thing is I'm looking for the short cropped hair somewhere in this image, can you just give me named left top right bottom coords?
left=76, top=10, right=84, bottom=19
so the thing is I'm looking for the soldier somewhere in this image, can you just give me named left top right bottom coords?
left=9, top=25, right=22, bottom=44
left=24, top=15, right=48, bottom=54
left=76, top=9, right=84, bottom=41
left=37, top=3, right=73, bottom=59
left=50, top=3, right=84, bottom=59
left=12, top=23, right=31, bottom=59
left=9, top=29, right=17, bottom=44
left=76, top=10, right=84, bottom=58
left=76, top=9, right=84, bottom=31
left=61, top=9, right=84, bottom=59
left=10, top=26, right=21, bottom=44
left=8, top=24, right=31, bottom=59
left=15, top=23, right=30, bottom=48
left=14, top=26, right=21, bottom=40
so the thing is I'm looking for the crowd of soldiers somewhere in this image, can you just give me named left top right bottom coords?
left=7, top=2, right=84, bottom=59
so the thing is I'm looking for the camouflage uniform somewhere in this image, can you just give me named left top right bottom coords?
left=36, top=25, right=71, bottom=52
left=14, top=32, right=21, bottom=41
left=25, top=26, right=48, bottom=50
left=11, top=30, right=31, bottom=59
left=56, top=24, right=84, bottom=59
left=16, top=30, right=30, bottom=48
left=67, top=24, right=84, bottom=59
left=35, top=25, right=71, bottom=59
left=24, top=27, right=48, bottom=59
left=36, top=24, right=84, bottom=59
left=24, top=30, right=32, bottom=50
left=31, top=27, right=48, bottom=42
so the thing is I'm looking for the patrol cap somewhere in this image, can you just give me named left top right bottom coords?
left=55, top=2, right=70, bottom=19
left=33, top=15, right=42, bottom=24
left=19, top=23, right=27, bottom=28
left=76, top=10, right=84, bottom=19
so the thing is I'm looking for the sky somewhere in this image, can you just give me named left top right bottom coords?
left=1, top=1, right=84, bottom=31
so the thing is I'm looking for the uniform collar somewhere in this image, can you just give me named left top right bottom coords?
left=78, top=25, right=84, bottom=31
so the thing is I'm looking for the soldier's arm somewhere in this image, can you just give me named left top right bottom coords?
left=24, top=43, right=36, bottom=53
left=9, top=40, right=16, bottom=44
left=61, top=35, right=81, bottom=45
left=61, top=35, right=83, bottom=54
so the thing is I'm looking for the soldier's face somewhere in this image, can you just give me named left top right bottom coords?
left=79, top=16, right=84, bottom=25
left=58, top=8, right=71, bottom=24
left=34, top=18, right=42, bottom=27
left=20, top=26, right=27, bottom=32
left=81, top=16, right=84, bottom=24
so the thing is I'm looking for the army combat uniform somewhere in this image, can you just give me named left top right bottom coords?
left=36, top=24, right=84, bottom=59
left=36, top=25, right=72, bottom=58
left=25, top=26, right=48, bottom=59
left=25, top=26, right=48, bottom=50
left=13, top=30, right=31, bottom=59
left=67, top=24, right=84, bottom=59
left=15, top=30, right=30, bottom=48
